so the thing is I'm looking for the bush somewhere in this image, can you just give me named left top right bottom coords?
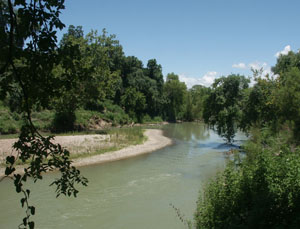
left=153, top=116, right=163, bottom=123
left=101, top=101, right=131, bottom=125
left=195, top=129, right=300, bottom=228
left=0, top=108, right=20, bottom=134
left=142, top=114, right=163, bottom=124
left=31, top=110, right=54, bottom=131
left=52, top=110, right=76, bottom=133
left=142, top=114, right=152, bottom=123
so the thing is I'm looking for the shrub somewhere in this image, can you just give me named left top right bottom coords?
left=195, top=129, right=300, bottom=228
left=142, top=115, right=163, bottom=124
left=0, top=108, right=19, bottom=134
left=52, top=110, right=76, bottom=133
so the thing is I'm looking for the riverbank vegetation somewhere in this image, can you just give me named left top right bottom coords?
left=195, top=50, right=300, bottom=228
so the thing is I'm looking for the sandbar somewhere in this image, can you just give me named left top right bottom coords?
left=0, top=129, right=173, bottom=176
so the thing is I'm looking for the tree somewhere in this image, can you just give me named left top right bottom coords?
left=1, top=1, right=87, bottom=228
left=163, top=73, right=187, bottom=121
left=184, top=92, right=193, bottom=121
left=241, top=69, right=278, bottom=132
left=272, top=50, right=300, bottom=75
left=241, top=51, right=300, bottom=140
left=146, top=59, right=164, bottom=91
left=272, top=51, right=300, bottom=140
left=276, top=67, right=300, bottom=140
left=189, top=85, right=211, bottom=120
left=83, top=29, right=123, bottom=107
left=121, top=87, right=146, bottom=122
left=144, top=59, right=164, bottom=117
left=203, top=74, right=249, bottom=143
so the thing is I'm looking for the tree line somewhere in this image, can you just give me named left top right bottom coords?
left=1, top=24, right=213, bottom=133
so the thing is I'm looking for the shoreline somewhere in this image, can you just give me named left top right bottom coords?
left=0, top=129, right=173, bottom=176
left=72, top=129, right=172, bottom=167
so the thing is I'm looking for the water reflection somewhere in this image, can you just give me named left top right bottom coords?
left=162, top=122, right=210, bottom=142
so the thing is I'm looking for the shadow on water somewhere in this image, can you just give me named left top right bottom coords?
left=195, top=142, right=240, bottom=150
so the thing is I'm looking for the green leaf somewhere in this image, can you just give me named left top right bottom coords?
left=23, top=217, right=27, bottom=226
left=16, top=185, right=21, bottom=193
left=6, top=156, right=15, bottom=165
left=30, top=206, right=35, bottom=215
left=21, top=198, right=26, bottom=207
left=5, top=167, right=15, bottom=176
left=29, top=221, right=35, bottom=229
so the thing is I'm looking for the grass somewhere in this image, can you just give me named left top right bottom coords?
left=69, top=127, right=147, bottom=160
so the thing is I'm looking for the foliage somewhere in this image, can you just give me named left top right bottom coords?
left=276, top=67, right=300, bottom=141
left=241, top=51, right=300, bottom=141
left=163, top=73, right=187, bottom=121
left=196, top=51, right=300, bottom=228
left=1, top=1, right=88, bottom=228
left=203, top=74, right=249, bottom=143
left=121, top=87, right=146, bottom=122
left=241, top=71, right=279, bottom=132
left=189, top=85, right=210, bottom=120
left=195, top=129, right=300, bottom=228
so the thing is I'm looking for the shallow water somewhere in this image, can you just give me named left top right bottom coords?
left=0, top=123, right=246, bottom=228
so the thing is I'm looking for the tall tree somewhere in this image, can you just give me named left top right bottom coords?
left=163, top=73, right=187, bottom=121
left=144, top=59, right=164, bottom=117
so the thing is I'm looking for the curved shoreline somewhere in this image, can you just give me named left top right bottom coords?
left=72, top=129, right=173, bottom=167
left=0, top=129, right=173, bottom=176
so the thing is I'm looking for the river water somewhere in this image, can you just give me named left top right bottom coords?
left=0, top=123, right=246, bottom=228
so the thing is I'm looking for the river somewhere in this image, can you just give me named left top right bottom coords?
left=0, top=123, right=246, bottom=228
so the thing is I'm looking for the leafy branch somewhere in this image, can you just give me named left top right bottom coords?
left=1, top=0, right=88, bottom=228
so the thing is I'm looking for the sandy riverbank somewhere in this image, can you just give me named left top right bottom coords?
left=0, top=129, right=173, bottom=176
left=72, top=129, right=172, bottom=167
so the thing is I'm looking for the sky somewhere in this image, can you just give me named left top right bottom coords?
left=57, top=0, right=300, bottom=87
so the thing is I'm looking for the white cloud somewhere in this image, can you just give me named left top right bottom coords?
left=232, top=63, right=247, bottom=69
left=247, top=62, right=277, bottom=86
left=178, top=75, right=201, bottom=88
left=248, top=62, right=267, bottom=71
left=275, top=45, right=291, bottom=58
left=202, top=71, right=218, bottom=86
left=179, top=71, right=218, bottom=88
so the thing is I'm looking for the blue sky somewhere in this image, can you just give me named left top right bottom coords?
left=57, top=0, right=300, bottom=87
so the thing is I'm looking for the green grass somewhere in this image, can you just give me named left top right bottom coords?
left=69, top=128, right=146, bottom=160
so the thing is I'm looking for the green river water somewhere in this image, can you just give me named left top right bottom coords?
left=0, top=123, right=246, bottom=228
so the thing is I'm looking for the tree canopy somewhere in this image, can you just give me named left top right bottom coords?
left=203, top=74, right=249, bottom=143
